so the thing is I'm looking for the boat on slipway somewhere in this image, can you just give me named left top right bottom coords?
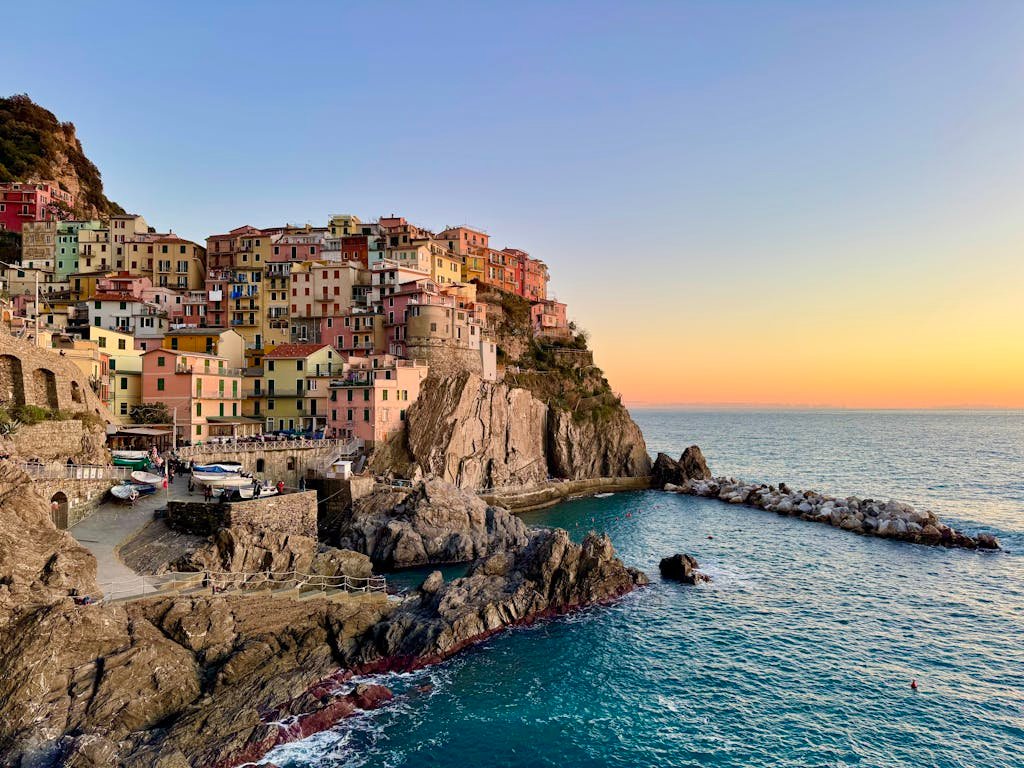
left=130, top=471, right=165, bottom=485
left=110, top=483, right=156, bottom=502
left=111, top=450, right=149, bottom=460
left=112, top=456, right=152, bottom=470
left=193, top=473, right=253, bottom=488
left=192, top=462, right=243, bottom=474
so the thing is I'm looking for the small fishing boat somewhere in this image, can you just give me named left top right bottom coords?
left=110, top=483, right=157, bottom=501
left=113, top=456, right=152, bottom=470
left=192, top=462, right=243, bottom=474
left=231, top=485, right=279, bottom=500
left=193, top=473, right=253, bottom=488
left=111, top=450, right=148, bottom=460
left=131, top=470, right=165, bottom=485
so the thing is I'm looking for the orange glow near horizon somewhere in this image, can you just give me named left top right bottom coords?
left=584, top=246, right=1024, bottom=409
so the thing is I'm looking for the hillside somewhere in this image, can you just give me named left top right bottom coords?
left=0, top=94, right=123, bottom=218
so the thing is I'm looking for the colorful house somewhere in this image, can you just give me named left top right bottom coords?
left=93, top=327, right=144, bottom=422
left=325, top=354, right=429, bottom=446
left=263, top=342, right=339, bottom=434
left=162, top=327, right=245, bottom=369
left=140, top=349, right=246, bottom=443
left=0, top=181, right=74, bottom=234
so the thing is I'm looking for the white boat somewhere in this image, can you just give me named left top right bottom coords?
left=194, top=473, right=253, bottom=488
left=594, top=492, right=615, bottom=498
left=111, top=483, right=155, bottom=501
left=112, top=450, right=149, bottom=460
left=131, top=470, right=165, bottom=485
left=192, top=462, right=243, bottom=474
left=232, top=485, right=279, bottom=500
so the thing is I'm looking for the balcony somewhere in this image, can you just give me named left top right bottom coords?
left=231, top=317, right=258, bottom=327
left=330, top=372, right=374, bottom=388
left=266, top=389, right=303, bottom=397
left=175, top=365, right=245, bottom=377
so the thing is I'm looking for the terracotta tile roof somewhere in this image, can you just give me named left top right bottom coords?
left=265, top=342, right=332, bottom=359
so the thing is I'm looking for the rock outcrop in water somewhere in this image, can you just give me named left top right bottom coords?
left=659, top=553, right=710, bottom=584
left=664, top=456, right=1000, bottom=550
left=652, top=446, right=711, bottom=487
left=354, top=528, right=650, bottom=669
left=338, top=479, right=530, bottom=569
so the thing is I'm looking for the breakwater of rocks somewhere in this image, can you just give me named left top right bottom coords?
left=665, top=475, right=1000, bottom=551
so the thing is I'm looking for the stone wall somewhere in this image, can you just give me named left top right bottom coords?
left=2, top=420, right=107, bottom=464
left=177, top=445, right=339, bottom=487
left=0, top=325, right=112, bottom=421
left=406, top=342, right=482, bottom=378
left=224, top=491, right=317, bottom=538
left=480, top=476, right=653, bottom=512
left=167, top=491, right=317, bottom=538
left=34, top=477, right=115, bottom=528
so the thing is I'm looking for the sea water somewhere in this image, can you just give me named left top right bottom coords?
left=265, top=410, right=1023, bottom=768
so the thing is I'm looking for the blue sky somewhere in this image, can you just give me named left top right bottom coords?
left=4, top=2, right=1023, bottom=405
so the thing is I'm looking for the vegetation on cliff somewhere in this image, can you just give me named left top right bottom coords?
left=0, top=94, right=123, bottom=217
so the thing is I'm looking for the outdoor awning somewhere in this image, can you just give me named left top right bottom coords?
left=116, top=427, right=173, bottom=436
left=205, top=416, right=265, bottom=424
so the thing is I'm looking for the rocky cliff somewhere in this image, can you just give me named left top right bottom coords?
left=0, top=94, right=123, bottom=218
left=373, top=371, right=651, bottom=489
left=0, top=468, right=646, bottom=767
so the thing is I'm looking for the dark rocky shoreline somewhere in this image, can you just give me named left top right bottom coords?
left=655, top=445, right=1000, bottom=551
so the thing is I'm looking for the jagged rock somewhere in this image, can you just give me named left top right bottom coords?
left=0, top=462, right=99, bottom=627
left=388, top=372, right=550, bottom=489
left=339, top=479, right=530, bottom=569
left=354, top=529, right=649, bottom=667
left=652, top=453, right=683, bottom=486
left=547, top=407, right=651, bottom=481
left=371, top=371, right=651, bottom=489
left=174, top=525, right=372, bottom=585
left=658, top=553, right=710, bottom=584
left=678, top=446, right=711, bottom=482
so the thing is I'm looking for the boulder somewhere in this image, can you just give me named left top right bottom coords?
left=652, top=453, right=683, bottom=487
left=658, top=553, right=710, bottom=585
left=339, top=479, right=530, bottom=569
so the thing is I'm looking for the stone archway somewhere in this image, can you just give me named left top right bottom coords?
left=0, top=354, right=26, bottom=406
left=33, top=368, right=59, bottom=409
left=50, top=491, right=69, bottom=530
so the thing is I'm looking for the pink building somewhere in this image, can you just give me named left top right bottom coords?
left=531, top=299, right=570, bottom=340
left=323, top=310, right=383, bottom=357
left=325, top=354, right=429, bottom=446
left=140, top=349, right=245, bottom=444
left=0, top=181, right=74, bottom=233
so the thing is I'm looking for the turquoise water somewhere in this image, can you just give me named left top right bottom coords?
left=266, top=410, right=1024, bottom=768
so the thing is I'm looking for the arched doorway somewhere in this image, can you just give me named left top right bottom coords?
left=0, top=354, right=26, bottom=406
left=33, top=368, right=59, bottom=409
left=256, top=458, right=266, bottom=473
left=50, top=491, right=69, bottom=530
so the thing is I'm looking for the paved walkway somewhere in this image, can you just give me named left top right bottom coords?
left=69, top=478, right=197, bottom=589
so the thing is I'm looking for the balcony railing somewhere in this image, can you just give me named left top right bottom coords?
left=330, top=373, right=374, bottom=387
left=175, top=365, right=245, bottom=377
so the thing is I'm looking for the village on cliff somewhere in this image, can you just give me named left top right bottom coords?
left=0, top=180, right=574, bottom=448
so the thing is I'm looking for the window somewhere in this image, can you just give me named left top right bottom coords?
left=120, top=377, right=128, bottom=390
left=157, top=356, right=165, bottom=367
left=268, top=399, right=275, bottom=410
left=363, top=388, right=369, bottom=402
left=196, top=403, right=202, bottom=417
left=219, top=403, right=224, bottom=417
left=157, top=378, right=165, bottom=391
left=296, top=360, right=304, bottom=371
left=117, top=338, right=126, bottom=350
left=170, top=337, right=178, bottom=350
left=382, top=389, right=388, bottom=401
left=268, top=360, right=275, bottom=372
left=232, top=402, right=238, bottom=416
left=120, top=402, right=128, bottom=415
left=363, top=409, right=370, bottom=422
left=196, top=425, right=202, bottom=436
left=347, top=408, right=353, bottom=421
left=98, top=336, right=107, bottom=348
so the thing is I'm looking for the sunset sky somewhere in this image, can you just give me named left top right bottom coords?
left=5, top=2, right=1022, bottom=407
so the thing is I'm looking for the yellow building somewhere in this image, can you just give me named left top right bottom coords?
left=328, top=214, right=362, bottom=237
left=153, top=235, right=206, bottom=291
left=70, top=270, right=114, bottom=301
left=93, top=327, right=144, bottom=423
left=76, top=226, right=113, bottom=273
left=162, top=327, right=245, bottom=369
left=264, top=342, right=338, bottom=433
